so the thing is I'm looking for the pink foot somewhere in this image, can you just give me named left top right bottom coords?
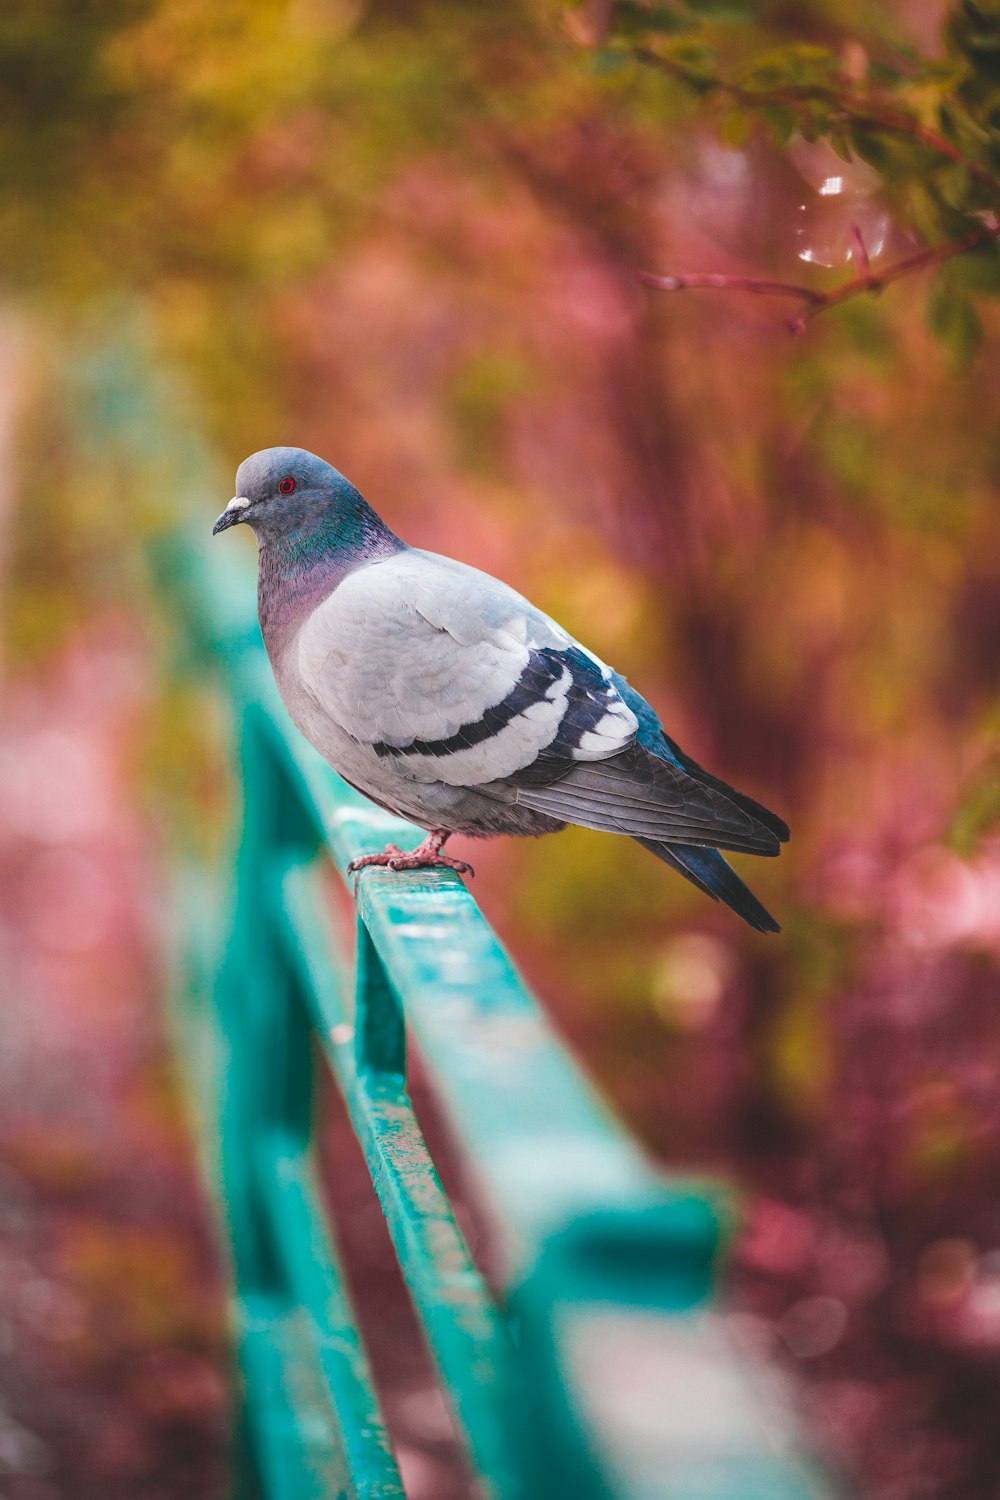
left=347, top=834, right=474, bottom=878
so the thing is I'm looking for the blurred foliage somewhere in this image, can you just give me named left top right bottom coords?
left=602, top=0, right=1000, bottom=355
left=4, top=2, right=1000, bottom=1496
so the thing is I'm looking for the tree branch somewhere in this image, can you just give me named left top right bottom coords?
left=637, top=221, right=1000, bottom=334
left=632, top=47, right=1000, bottom=193
left=636, top=269, right=826, bottom=304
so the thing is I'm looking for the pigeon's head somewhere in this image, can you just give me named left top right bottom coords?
left=212, top=446, right=348, bottom=542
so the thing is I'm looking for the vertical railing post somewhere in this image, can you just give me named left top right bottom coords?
left=354, top=920, right=406, bottom=1080
left=218, top=706, right=285, bottom=1293
left=349, top=905, right=525, bottom=1500
left=217, top=699, right=323, bottom=1497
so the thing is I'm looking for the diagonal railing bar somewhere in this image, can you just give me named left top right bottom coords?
left=236, top=1293, right=358, bottom=1500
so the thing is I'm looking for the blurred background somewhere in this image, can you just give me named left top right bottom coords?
left=2, top=1, right=1000, bottom=1496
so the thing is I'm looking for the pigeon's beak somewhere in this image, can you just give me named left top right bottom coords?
left=212, top=497, right=251, bottom=536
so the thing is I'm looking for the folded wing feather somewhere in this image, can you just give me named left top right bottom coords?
left=294, top=549, right=638, bottom=786
left=295, top=548, right=781, bottom=856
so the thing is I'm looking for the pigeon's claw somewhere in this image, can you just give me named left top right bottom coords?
left=347, top=843, right=407, bottom=874
left=347, top=833, right=475, bottom=879
left=386, top=848, right=475, bottom=876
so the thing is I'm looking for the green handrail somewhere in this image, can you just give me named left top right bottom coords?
left=160, top=520, right=839, bottom=1500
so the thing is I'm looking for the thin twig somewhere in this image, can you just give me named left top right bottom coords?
left=850, top=224, right=872, bottom=281
left=638, top=221, right=1000, bottom=334
left=636, top=269, right=826, bottom=303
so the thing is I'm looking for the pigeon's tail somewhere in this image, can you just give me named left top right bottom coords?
left=636, top=839, right=781, bottom=934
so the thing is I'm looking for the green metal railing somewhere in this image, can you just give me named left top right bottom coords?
left=163, top=523, right=838, bottom=1500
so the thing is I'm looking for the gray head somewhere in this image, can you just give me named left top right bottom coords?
left=212, top=446, right=401, bottom=562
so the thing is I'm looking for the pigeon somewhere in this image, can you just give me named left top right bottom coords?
left=213, top=446, right=789, bottom=932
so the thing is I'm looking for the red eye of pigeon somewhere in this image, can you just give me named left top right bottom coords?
left=278, top=476, right=296, bottom=494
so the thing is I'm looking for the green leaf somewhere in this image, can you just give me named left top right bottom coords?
left=758, top=103, right=796, bottom=145
left=610, top=2, right=694, bottom=39
left=938, top=164, right=973, bottom=209
left=849, top=127, right=892, bottom=171
left=736, top=42, right=841, bottom=92
left=950, top=759, right=1000, bottom=855
left=659, top=38, right=718, bottom=89
left=828, top=127, right=854, bottom=163
left=868, top=61, right=906, bottom=85
left=944, top=235, right=1000, bottom=294
left=946, top=1, right=1000, bottom=81
left=685, top=0, right=757, bottom=18
left=926, top=278, right=983, bottom=368
left=719, top=106, right=752, bottom=148
left=797, top=100, right=832, bottom=143
left=590, top=46, right=632, bottom=77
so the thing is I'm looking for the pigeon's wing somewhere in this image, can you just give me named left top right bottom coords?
left=294, top=549, right=638, bottom=788
left=296, top=550, right=783, bottom=856
left=507, top=744, right=782, bottom=855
